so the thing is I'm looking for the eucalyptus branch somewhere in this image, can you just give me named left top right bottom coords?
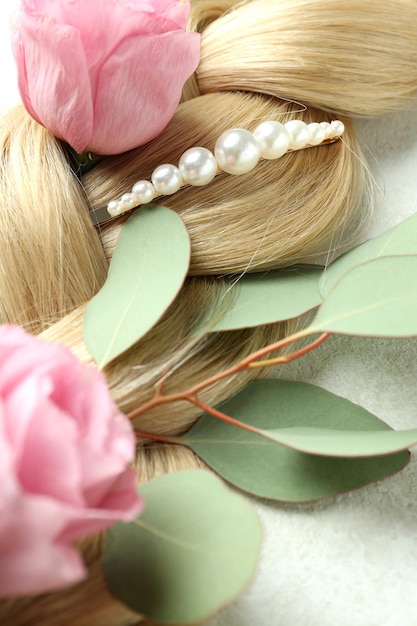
left=134, top=395, right=264, bottom=444
left=127, top=326, right=321, bottom=422
left=187, top=395, right=262, bottom=435
left=134, top=430, right=183, bottom=445
left=248, top=332, right=330, bottom=368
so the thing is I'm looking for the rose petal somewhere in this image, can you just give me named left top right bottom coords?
left=48, top=363, right=134, bottom=457
left=2, top=374, right=52, bottom=461
left=75, top=442, right=130, bottom=502
left=90, top=30, right=201, bottom=154
left=148, top=0, right=191, bottom=29
left=17, top=392, right=83, bottom=507
left=22, top=0, right=190, bottom=67
left=0, top=335, right=131, bottom=462
left=13, top=1, right=199, bottom=154
left=0, top=400, right=13, bottom=473
left=0, top=328, right=65, bottom=393
left=93, top=467, right=144, bottom=518
left=0, top=326, right=32, bottom=368
left=61, top=467, right=144, bottom=543
left=0, top=494, right=77, bottom=597
left=0, top=541, right=86, bottom=597
left=0, top=492, right=68, bottom=548
left=13, top=10, right=94, bottom=152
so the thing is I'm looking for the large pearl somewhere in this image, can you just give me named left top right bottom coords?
left=214, top=128, right=260, bottom=175
left=307, top=122, right=326, bottom=146
left=253, top=121, right=291, bottom=159
left=121, top=192, right=137, bottom=209
left=151, top=164, right=183, bottom=195
left=179, top=147, right=218, bottom=186
left=331, top=120, right=345, bottom=137
left=285, top=120, right=311, bottom=150
left=132, top=180, right=156, bottom=204
left=319, top=122, right=332, bottom=139
left=107, top=199, right=124, bottom=217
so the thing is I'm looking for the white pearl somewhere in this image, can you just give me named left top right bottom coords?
left=107, top=199, right=124, bottom=217
left=307, top=123, right=326, bottom=146
left=179, top=147, right=218, bottom=186
left=253, top=121, right=291, bottom=159
left=151, top=164, right=183, bottom=195
left=132, top=180, right=156, bottom=204
left=331, top=120, right=345, bottom=137
left=319, top=122, right=332, bottom=139
left=285, top=120, right=311, bottom=150
left=214, top=128, right=260, bottom=175
left=121, top=192, right=137, bottom=209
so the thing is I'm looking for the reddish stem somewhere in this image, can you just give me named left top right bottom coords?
left=134, top=430, right=183, bottom=445
left=127, top=327, right=312, bottom=421
left=187, top=396, right=261, bottom=436
left=249, top=332, right=330, bottom=367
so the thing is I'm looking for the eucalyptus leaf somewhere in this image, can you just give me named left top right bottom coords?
left=211, top=265, right=323, bottom=331
left=312, top=255, right=417, bottom=337
left=320, top=212, right=417, bottom=296
left=261, top=426, right=417, bottom=457
left=103, top=470, right=261, bottom=624
left=84, top=205, right=190, bottom=367
left=184, top=380, right=408, bottom=502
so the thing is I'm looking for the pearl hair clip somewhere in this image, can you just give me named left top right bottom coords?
left=90, top=119, right=345, bottom=227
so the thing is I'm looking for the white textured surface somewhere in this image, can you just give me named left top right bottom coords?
left=1, top=3, right=417, bottom=625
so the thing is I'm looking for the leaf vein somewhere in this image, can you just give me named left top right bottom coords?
left=133, top=518, right=216, bottom=555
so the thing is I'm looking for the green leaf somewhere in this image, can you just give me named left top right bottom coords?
left=184, top=380, right=408, bottom=502
left=321, top=212, right=417, bottom=296
left=312, top=255, right=417, bottom=336
left=261, top=426, right=417, bottom=457
left=211, top=216, right=417, bottom=334
left=211, top=265, right=323, bottom=331
left=84, top=205, right=190, bottom=367
left=103, top=470, right=261, bottom=624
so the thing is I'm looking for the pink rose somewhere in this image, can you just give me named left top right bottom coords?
left=11, top=0, right=200, bottom=154
left=0, top=325, right=143, bottom=597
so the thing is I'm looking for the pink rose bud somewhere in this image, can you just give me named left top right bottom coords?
left=11, top=0, right=200, bottom=154
left=0, top=326, right=143, bottom=597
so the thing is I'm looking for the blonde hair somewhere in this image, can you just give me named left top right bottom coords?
left=1, top=0, right=417, bottom=623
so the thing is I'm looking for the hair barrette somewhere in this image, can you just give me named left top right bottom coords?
left=90, top=119, right=345, bottom=227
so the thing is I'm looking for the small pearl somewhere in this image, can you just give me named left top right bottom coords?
left=107, top=199, right=124, bottom=217
left=331, top=120, right=345, bottom=137
left=214, top=128, right=260, bottom=175
left=132, top=180, right=156, bottom=204
left=121, top=192, right=137, bottom=209
left=253, top=121, right=291, bottom=159
left=179, top=147, right=218, bottom=186
left=319, top=122, right=332, bottom=139
left=307, top=123, right=326, bottom=146
left=285, top=120, right=311, bottom=150
left=151, top=164, right=183, bottom=195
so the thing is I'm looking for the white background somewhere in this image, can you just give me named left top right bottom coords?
left=2, top=3, right=417, bottom=625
